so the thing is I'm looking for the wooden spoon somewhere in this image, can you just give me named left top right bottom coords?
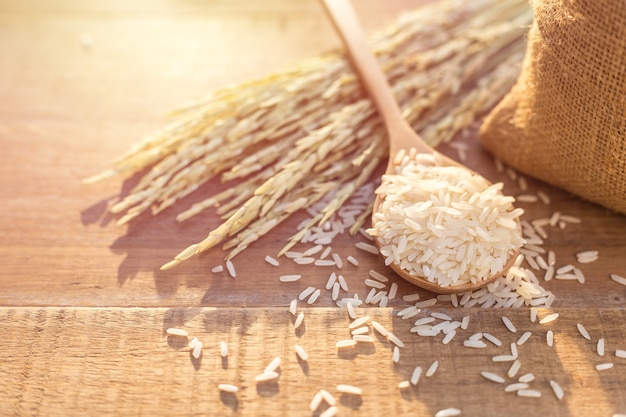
left=321, top=0, right=520, bottom=294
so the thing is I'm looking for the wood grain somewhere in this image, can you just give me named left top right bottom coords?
left=0, top=0, right=625, bottom=416
left=2, top=307, right=625, bottom=417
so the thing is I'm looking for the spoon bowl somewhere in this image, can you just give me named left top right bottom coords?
left=322, top=0, right=521, bottom=293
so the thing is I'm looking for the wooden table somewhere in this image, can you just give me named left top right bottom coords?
left=1, top=1, right=625, bottom=416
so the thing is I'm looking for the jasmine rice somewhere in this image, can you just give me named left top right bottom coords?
left=368, top=150, right=524, bottom=288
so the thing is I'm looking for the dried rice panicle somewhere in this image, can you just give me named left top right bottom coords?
left=84, top=0, right=531, bottom=269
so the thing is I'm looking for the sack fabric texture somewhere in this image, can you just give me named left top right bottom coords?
left=480, top=0, right=626, bottom=214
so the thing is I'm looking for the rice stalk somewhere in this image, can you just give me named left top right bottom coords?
left=85, top=0, right=533, bottom=269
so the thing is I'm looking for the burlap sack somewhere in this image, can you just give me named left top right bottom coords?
left=480, top=0, right=626, bottom=214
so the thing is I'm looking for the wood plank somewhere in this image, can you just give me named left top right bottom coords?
left=1, top=306, right=625, bottom=416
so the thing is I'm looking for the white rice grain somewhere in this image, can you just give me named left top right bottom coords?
left=338, top=275, right=349, bottom=291
left=464, top=340, right=487, bottom=349
left=307, top=289, right=321, bottom=304
left=364, top=278, right=386, bottom=289
left=218, top=384, right=238, bottom=393
left=166, top=328, right=188, bottom=337
left=403, top=293, right=421, bottom=302
left=442, top=330, right=456, bottom=345
left=355, top=241, right=379, bottom=255
left=279, top=274, right=302, bottom=283
left=353, top=335, right=375, bottom=343
left=337, top=384, right=362, bottom=395
left=225, top=259, right=236, bottom=278
left=299, top=286, right=316, bottom=300
left=332, top=253, right=343, bottom=268
left=346, top=255, right=359, bottom=266
left=320, top=389, right=336, bottom=406
left=309, top=392, right=323, bottom=411
left=517, top=389, right=542, bottom=398
left=492, top=355, right=517, bottom=362
left=349, top=315, right=370, bottom=329
left=610, top=274, right=626, bottom=286
left=351, top=326, right=369, bottom=336
left=431, top=312, right=453, bottom=321
left=507, top=359, right=522, bottom=378
left=220, top=341, right=228, bottom=357
left=336, top=339, right=357, bottom=348
left=597, top=338, right=605, bottom=356
left=289, top=299, right=298, bottom=315
left=504, top=383, right=529, bottom=392
left=371, top=320, right=388, bottom=337
left=518, top=373, right=535, bottom=383
left=547, top=330, right=554, bottom=347
left=482, top=333, right=501, bottom=347
left=387, top=332, right=405, bottom=348
left=596, top=363, right=614, bottom=371
left=577, top=323, right=591, bottom=340
left=332, top=282, right=340, bottom=301
left=369, top=269, right=390, bottom=282
left=264, top=255, right=279, bottom=266
left=415, top=298, right=438, bottom=308
left=294, top=344, right=308, bottom=361
left=398, top=380, right=411, bottom=389
left=255, top=371, right=279, bottom=382
left=501, top=316, right=517, bottom=333
left=410, top=366, right=423, bottom=385
left=211, top=265, right=224, bottom=273
left=615, top=349, right=626, bottom=358
left=188, top=337, right=198, bottom=349
left=539, top=313, right=559, bottom=324
left=481, top=371, right=505, bottom=383
left=388, top=282, right=398, bottom=300
left=549, top=380, right=564, bottom=400
left=192, top=341, right=203, bottom=359
left=435, top=408, right=462, bottom=417
left=426, top=360, right=439, bottom=377
left=294, top=312, right=305, bottom=329
left=392, top=346, right=400, bottom=363
left=320, top=406, right=338, bottom=417
left=264, top=356, right=281, bottom=373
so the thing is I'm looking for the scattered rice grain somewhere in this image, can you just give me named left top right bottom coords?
left=426, top=360, right=439, bottom=377
left=218, top=384, right=238, bottom=393
left=192, top=340, right=203, bottom=359
left=577, top=323, right=591, bottom=340
left=549, top=380, right=564, bottom=400
left=346, top=255, right=359, bottom=266
left=481, top=371, right=505, bottom=383
left=518, top=373, right=535, bottom=383
left=337, top=384, right=362, bottom=395
left=166, top=328, right=189, bottom=337
left=225, top=260, right=236, bottom=278
left=596, top=363, right=614, bottom=371
left=294, top=312, right=305, bottom=329
left=255, top=371, right=279, bottom=382
left=507, top=359, right=521, bottom=378
left=336, top=339, right=357, bottom=348
left=517, top=389, right=541, bottom=398
left=435, top=408, right=462, bottom=417
left=539, top=313, right=559, bottom=324
left=501, top=316, right=517, bottom=333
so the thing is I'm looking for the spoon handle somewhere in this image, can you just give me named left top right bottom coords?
left=321, top=0, right=430, bottom=156
left=321, top=0, right=402, bottom=125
